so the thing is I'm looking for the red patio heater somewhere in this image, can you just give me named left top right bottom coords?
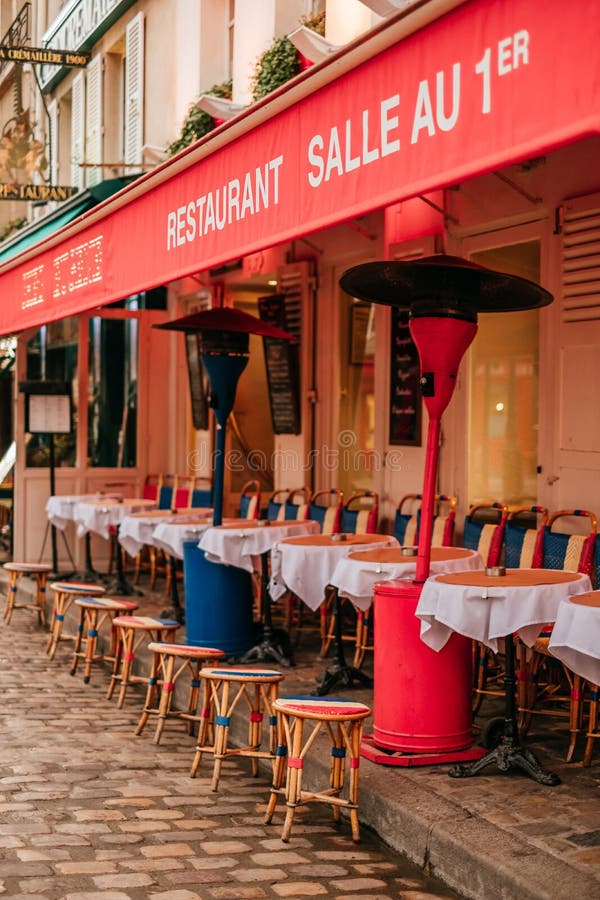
left=339, top=256, right=552, bottom=765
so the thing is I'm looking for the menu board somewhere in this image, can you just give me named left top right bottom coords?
left=258, top=294, right=301, bottom=435
left=389, top=308, right=422, bottom=446
left=27, top=393, right=72, bottom=434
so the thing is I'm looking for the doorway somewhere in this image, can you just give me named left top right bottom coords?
left=467, top=240, right=541, bottom=508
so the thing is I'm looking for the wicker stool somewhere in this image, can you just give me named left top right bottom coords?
left=3, top=562, right=53, bottom=626
left=190, top=666, right=285, bottom=791
left=46, top=581, right=107, bottom=660
left=264, top=696, right=371, bottom=843
left=107, top=615, right=180, bottom=708
left=135, top=642, right=226, bottom=744
left=70, top=597, right=140, bottom=683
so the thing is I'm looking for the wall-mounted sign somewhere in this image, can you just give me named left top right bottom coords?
left=0, top=45, right=89, bottom=66
left=19, top=380, right=72, bottom=435
left=0, top=183, right=76, bottom=202
left=389, top=308, right=422, bottom=447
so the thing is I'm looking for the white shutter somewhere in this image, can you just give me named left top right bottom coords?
left=85, top=55, right=103, bottom=188
left=71, top=71, right=85, bottom=191
left=124, top=12, right=145, bottom=170
left=560, top=195, right=600, bottom=323
left=47, top=99, right=58, bottom=185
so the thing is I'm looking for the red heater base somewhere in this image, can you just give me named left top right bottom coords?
left=366, top=579, right=484, bottom=766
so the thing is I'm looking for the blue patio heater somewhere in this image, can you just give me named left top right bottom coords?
left=155, top=307, right=296, bottom=654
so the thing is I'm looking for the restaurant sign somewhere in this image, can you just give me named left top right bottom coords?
left=0, top=45, right=89, bottom=67
left=0, top=0, right=598, bottom=335
left=0, top=184, right=77, bottom=202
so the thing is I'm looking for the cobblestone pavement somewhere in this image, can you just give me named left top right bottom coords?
left=0, top=602, right=460, bottom=900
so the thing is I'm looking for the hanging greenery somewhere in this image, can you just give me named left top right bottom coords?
left=251, top=11, right=326, bottom=103
left=0, top=217, right=27, bottom=242
left=166, top=80, right=232, bottom=158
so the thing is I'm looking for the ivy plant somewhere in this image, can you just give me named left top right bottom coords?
left=251, top=11, right=326, bottom=103
left=166, top=80, right=232, bottom=158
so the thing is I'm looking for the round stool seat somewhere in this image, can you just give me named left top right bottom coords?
left=200, top=666, right=284, bottom=683
left=147, top=641, right=226, bottom=660
left=4, top=562, right=52, bottom=573
left=3, top=562, right=52, bottom=627
left=50, top=581, right=107, bottom=595
left=113, top=615, right=180, bottom=630
left=75, top=596, right=139, bottom=611
left=274, top=696, right=371, bottom=721
left=136, top=642, right=226, bottom=743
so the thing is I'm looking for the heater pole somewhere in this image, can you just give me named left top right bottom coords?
left=212, top=423, right=226, bottom=527
left=415, top=415, right=440, bottom=583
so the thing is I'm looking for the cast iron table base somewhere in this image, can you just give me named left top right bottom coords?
left=313, top=587, right=372, bottom=696
left=448, top=633, right=560, bottom=785
left=241, top=551, right=294, bottom=668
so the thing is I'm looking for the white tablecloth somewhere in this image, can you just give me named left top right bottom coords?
left=75, top=498, right=157, bottom=540
left=199, top=520, right=320, bottom=573
left=416, top=569, right=592, bottom=653
left=118, top=510, right=208, bottom=557
left=330, top=547, right=482, bottom=611
left=549, top=595, right=600, bottom=685
left=152, top=518, right=215, bottom=560
left=270, top=533, right=399, bottom=611
left=46, top=493, right=122, bottom=531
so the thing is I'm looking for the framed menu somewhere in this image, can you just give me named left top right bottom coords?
left=258, top=294, right=301, bottom=435
left=389, top=308, right=422, bottom=446
left=20, top=381, right=72, bottom=435
left=185, top=332, right=210, bottom=430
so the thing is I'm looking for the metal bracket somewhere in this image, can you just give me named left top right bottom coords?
left=418, top=193, right=459, bottom=227
left=493, top=171, right=542, bottom=206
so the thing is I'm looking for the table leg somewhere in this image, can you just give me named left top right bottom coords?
left=241, top=551, right=294, bottom=667
left=448, top=633, right=560, bottom=785
left=313, top=588, right=372, bottom=696
left=160, top=555, right=185, bottom=624
left=103, top=528, right=143, bottom=597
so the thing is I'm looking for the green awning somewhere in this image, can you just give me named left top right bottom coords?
left=0, top=177, right=132, bottom=265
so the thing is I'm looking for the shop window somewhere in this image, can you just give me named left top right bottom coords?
left=339, top=297, right=375, bottom=494
left=88, top=317, right=138, bottom=468
left=25, top=319, right=78, bottom=467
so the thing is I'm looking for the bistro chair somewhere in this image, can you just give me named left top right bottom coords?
left=267, top=488, right=290, bottom=522
left=473, top=505, right=548, bottom=716
left=190, top=666, right=285, bottom=791
left=3, top=561, right=52, bottom=626
left=518, top=508, right=598, bottom=759
left=285, top=486, right=311, bottom=521
left=191, top=477, right=212, bottom=509
left=393, top=493, right=457, bottom=548
left=239, top=479, right=261, bottom=520
left=264, top=696, right=371, bottom=843
left=173, top=474, right=195, bottom=509
left=158, top=475, right=175, bottom=510
left=135, top=641, right=225, bottom=744
left=461, top=501, right=508, bottom=567
left=308, top=488, right=343, bottom=535
left=340, top=490, right=379, bottom=535
left=142, top=473, right=163, bottom=503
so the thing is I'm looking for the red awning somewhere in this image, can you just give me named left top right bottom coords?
left=0, top=0, right=598, bottom=335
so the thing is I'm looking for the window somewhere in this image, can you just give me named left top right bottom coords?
left=88, top=316, right=138, bottom=468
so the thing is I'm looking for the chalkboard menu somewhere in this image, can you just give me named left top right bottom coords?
left=389, top=308, right=422, bottom=446
left=258, top=294, right=301, bottom=435
left=185, top=333, right=209, bottom=430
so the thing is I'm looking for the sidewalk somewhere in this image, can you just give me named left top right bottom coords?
left=1, top=569, right=599, bottom=900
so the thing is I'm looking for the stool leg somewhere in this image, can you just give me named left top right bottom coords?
left=82, top=609, right=102, bottom=684
left=36, top=573, right=48, bottom=627
left=69, top=605, right=87, bottom=676
left=330, top=724, right=345, bottom=826
left=4, top=572, right=19, bottom=624
left=154, top=652, right=177, bottom=744
left=249, top=684, right=261, bottom=777
left=282, top=715, right=304, bottom=843
left=136, top=649, right=161, bottom=737
left=186, top=660, right=202, bottom=736
left=117, top=629, right=135, bottom=708
left=107, top=629, right=123, bottom=700
left=583, top=684, right=599, bottom=766
left=348, top=719, right=365, bottom=843
left=190, top=679, right=213, bottom=777
left=47, top=592, right=68, bottom=659
left=211, top=679, right=230, bottom=792
left=264, top=710, right=288, bottom=825
left=567, top=672, right=582, bottom=763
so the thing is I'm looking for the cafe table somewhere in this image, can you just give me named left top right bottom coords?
left=416, top=567, right=592, bottom=784
left=74, top=497, right=158, bottom=595
left=269, top=532, right=399, bottom=694
left=45, top=492, right=123, bottom=580
left=548, top=591, right=600, bottom=687
left=199, top=519, right=320, bottom=667
left=147, top=515, right=217, bottom=621
left=119, top=508, right=212, bottom=558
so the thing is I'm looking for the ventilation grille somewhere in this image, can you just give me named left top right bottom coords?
left=561, top=203, right=600, bottom=323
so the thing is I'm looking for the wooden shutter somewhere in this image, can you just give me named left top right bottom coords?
left=85, top=55, right=103, bottom=188
left=47, top=99, right=58, bottom=186
left=124, top=12, right=145, bottom=169
left=71, top=72, right=85, bottom=191
left=560, top=195, right=600, bottom=323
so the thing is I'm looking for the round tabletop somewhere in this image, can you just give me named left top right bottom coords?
left=549, top=591, right=600, bottom=685
left=199, top=519, right=320, bottom=573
